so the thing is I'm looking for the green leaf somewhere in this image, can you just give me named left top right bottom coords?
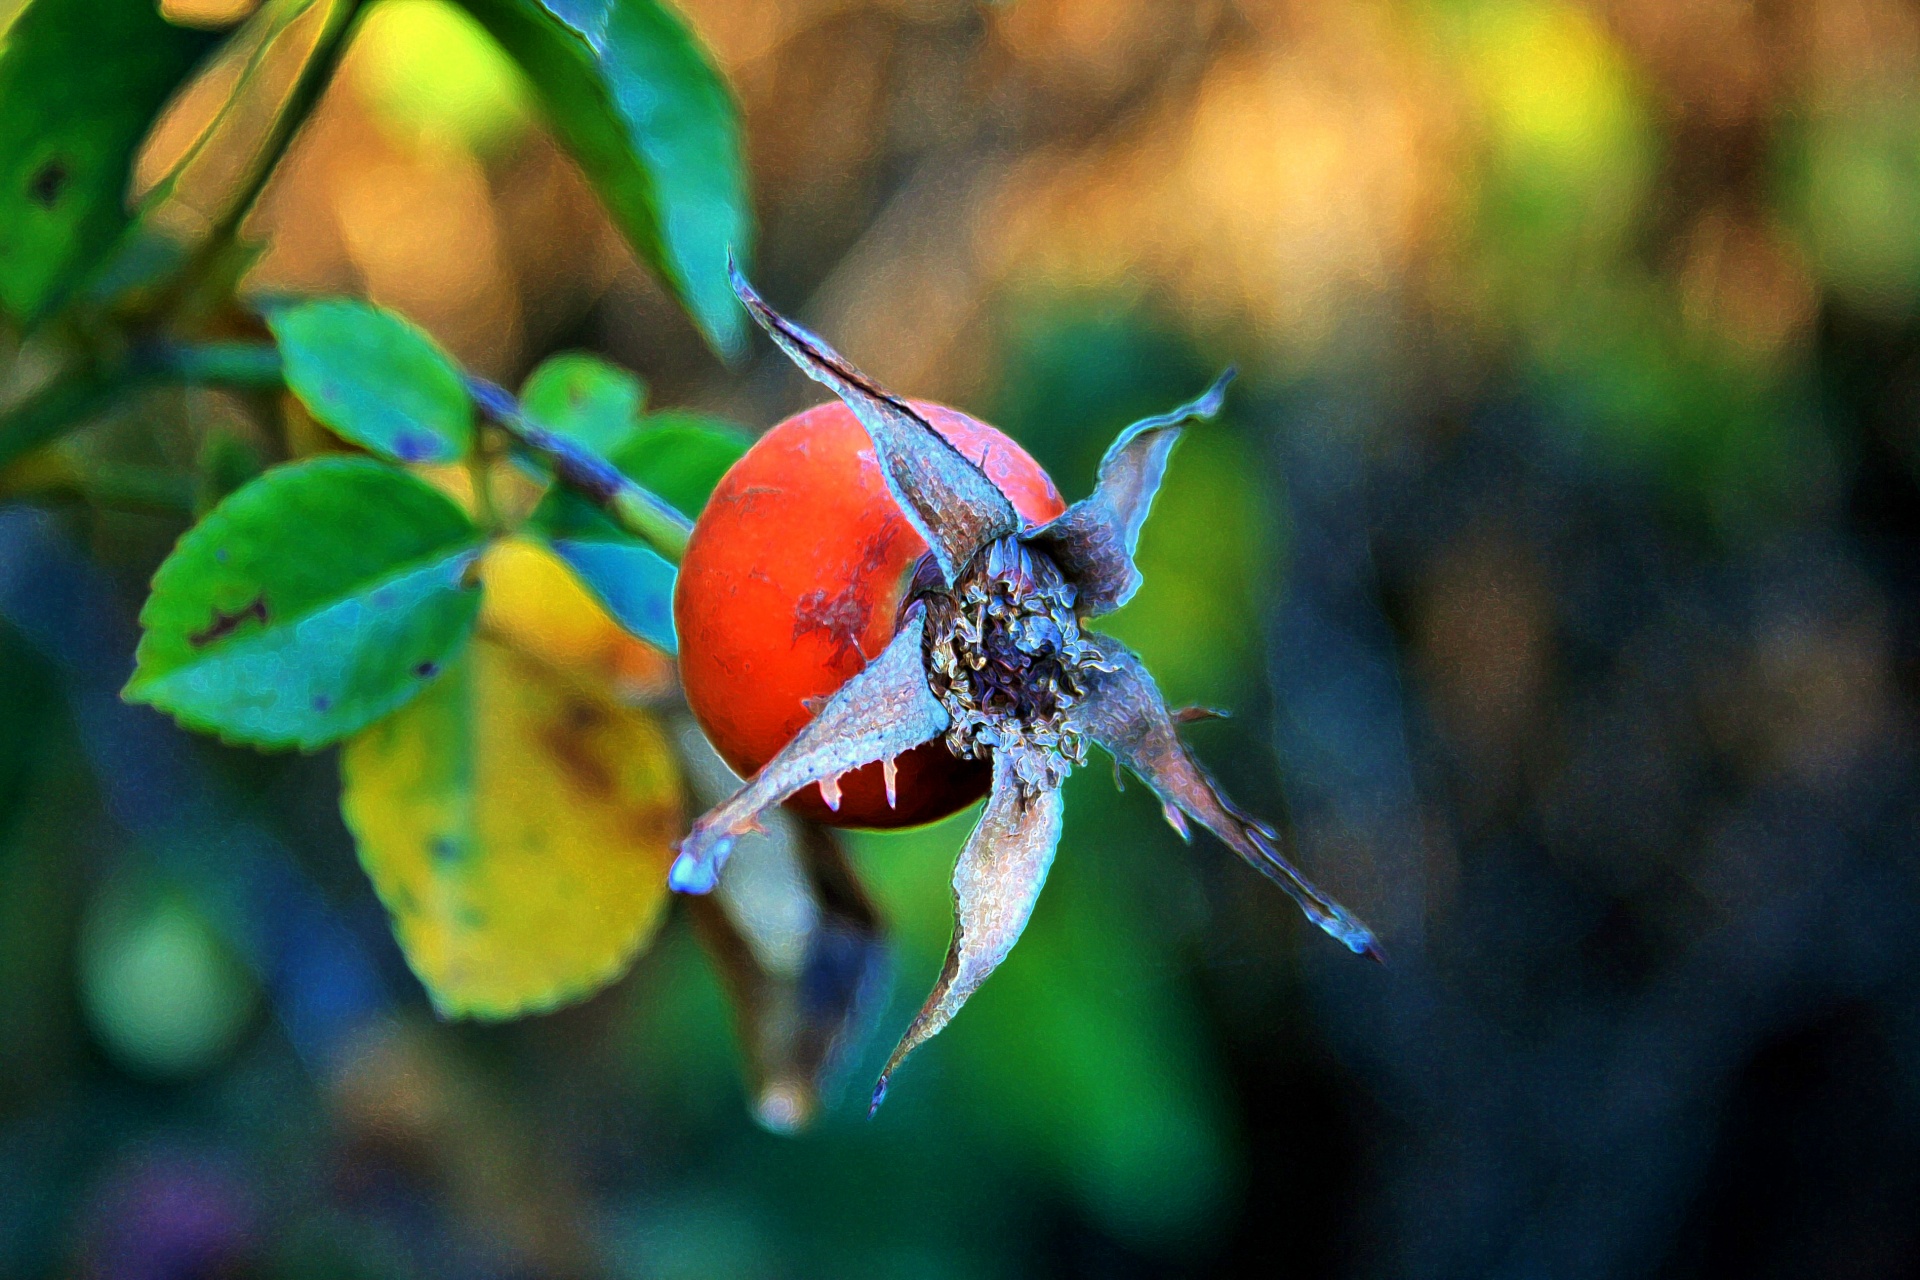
left=268, top=299, right=474, bottom=463
left=340, top=636, right=681, bottom=1018
left=613, top=410, right=748, bottom=517
left=455, top=0, right=751, bottom=355
left=0, top=0, right=217, bottom=322
left=126, top=456, right=484, bottom=749
left=528, top=410, right=746, bottom=649
left=519, top=350, right=645, bottom=456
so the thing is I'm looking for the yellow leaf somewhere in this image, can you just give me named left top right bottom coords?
left=479, top=537, right=673, bottom=698
left=341, top=637, right=682, bottom=1018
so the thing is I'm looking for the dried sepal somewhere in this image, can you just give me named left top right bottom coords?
left=729, top=261, right=1018, bottom=584
left=1069, top=639, right=1382, bottom=960
left=684, top=813, right=889, bottom=1133
left=870, top=750, right=1066, bottom=1112
left=1028, top=369, right=1235, bottom=617
left=670, top=603, right=950, bottom=893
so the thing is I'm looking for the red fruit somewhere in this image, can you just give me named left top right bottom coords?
left=676, top=399, right=1066, bottom=827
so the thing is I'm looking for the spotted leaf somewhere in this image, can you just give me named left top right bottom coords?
left=126, top=458, right=483, bottom=750
left=0, top=0, right=216, bottom=321
left=341, top=637, right=682, bottom=1018
left=269, top=298, right=474, bottom=463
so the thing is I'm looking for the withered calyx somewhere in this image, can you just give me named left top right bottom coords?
left=672, top=262, right=1381, bottom=1113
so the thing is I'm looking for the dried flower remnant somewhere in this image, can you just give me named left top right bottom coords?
left=673, top=263, right=1380, bottom=1111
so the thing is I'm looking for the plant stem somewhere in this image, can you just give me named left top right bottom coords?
left=0, top=0, right=365, bottom=475
left=142, top=340, right=286, bottom=388
left=3, top=342, right=692, bottom=563
left=155, top=0, right=370, bottom=321
left=468, top=437, right=501, bottom=533
left=466, top=376, right=693, bottom=564
left=77, top=463, right=199, bottom=514
left=0, top=450, right=198, bottom=514
left=0, top=363, right=133, bottom=474
left=0, top=341, right=286, bottom=475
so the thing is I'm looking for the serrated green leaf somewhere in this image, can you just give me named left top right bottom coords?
left=268, top=299, right=474, bottom=463
left=127, top=457, right=484, bottom=749
left=519, top=350, right=645, bottom=455
left=340, top=636, right=681, bottom=1018
left=0, top=0, right=217, bottom=321
left=528, top=410, right=746, bottom=649
left=456, top=0, right=750, bottom=355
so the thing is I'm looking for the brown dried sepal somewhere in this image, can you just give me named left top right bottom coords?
left=673, top=270, right=1378, bottom=1118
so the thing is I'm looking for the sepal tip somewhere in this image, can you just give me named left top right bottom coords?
left=668, top=845, right=724, bottom=894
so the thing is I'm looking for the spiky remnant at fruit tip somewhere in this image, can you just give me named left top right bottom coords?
left=921, top=537, right=1105, bottom=796
left=678, top=265, right=1380, bottom=1120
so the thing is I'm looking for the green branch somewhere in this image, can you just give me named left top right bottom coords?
left=466, top=376, right=692, bottom=563
left=143, top=0, right=371, bottom=325
left=1, top=338, right=693, bottom=567
left=142, top=340, right=285, bottom=389
left=0, top=363, right=132, bottom=474
left=0, top=341, right=286, bottom=474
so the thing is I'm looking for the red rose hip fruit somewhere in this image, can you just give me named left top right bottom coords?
left=675, top=398, right=1066, bottom=827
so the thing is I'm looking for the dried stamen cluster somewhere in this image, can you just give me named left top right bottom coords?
left=922, top=537, right=1099, bottom=796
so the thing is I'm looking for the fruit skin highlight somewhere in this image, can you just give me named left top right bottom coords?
left=675, top=398, right=1066, bottom=828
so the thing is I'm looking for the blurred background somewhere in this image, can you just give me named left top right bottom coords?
left=8, top=0, right=1920, bottom=1274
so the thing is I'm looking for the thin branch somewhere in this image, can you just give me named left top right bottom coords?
left=0, top=363, right=134, bottom=474
left=0, top=459, right=197, bottom=515
left=0, top=0, right=364, bottom=472
left=150, top=0, right=370, bottom=322
left=141, top=340, right=286, bottom=389
left=465, top=375, right=692, bottom=563
left=0, top=340, right=289, bottom=474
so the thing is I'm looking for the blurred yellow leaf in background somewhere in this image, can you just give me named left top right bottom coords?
left=341, top=634, right=681, bottom=1019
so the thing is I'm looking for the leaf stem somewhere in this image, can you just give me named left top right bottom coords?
left=0, top=450, right=197, bottom=514
left=140, top=340, right=286, bottom=389
left=2, top=343, right=691, bottom=564
left=67, top=463, right=200, bottom=514
left=465, top=376, right=692, bottom=564
left=468, top=436, right=501, bottom=533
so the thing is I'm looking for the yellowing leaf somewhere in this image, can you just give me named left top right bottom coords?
left=341, top=637, right=682, bottom=1018
left=478, top=537, right=673, bottom=697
